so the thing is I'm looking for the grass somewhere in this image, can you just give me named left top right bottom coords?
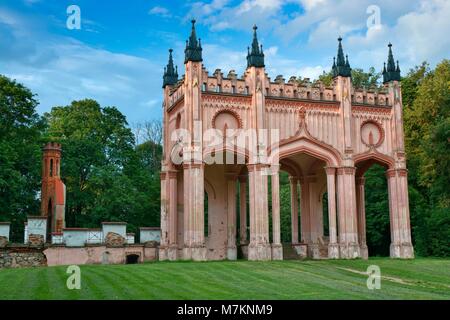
left=0, top=258, right=449, bottom=300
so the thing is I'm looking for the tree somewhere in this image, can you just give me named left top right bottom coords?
left=0, top=75, right=45, bottom=241
left=44, top=99, right=161, bottom=230
left=351, top=67, right=381, bottom=89
left=403, top=59, right=450, bottom=256
left=318, top=67, right=381, bottom=88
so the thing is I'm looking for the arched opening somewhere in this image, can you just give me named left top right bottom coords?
left=175, top=113, right=181, bottom=129
left=279, top=171, right=293, bottom=243
left=47, top=198, right=53, bottom=242
left=202, top=145, right=248, bottom=260
left=277, top=152, right=329, bottom=259
left=354, top=153, right=395, bottom=258
left=126, top=254, right=140, bottom=264
left=204, top=191, right=209, bottom=237
left=360, top=163, right=390, bottom=257
left=49, top=158, right=53, bottom=177
left=322, top=192, right=329, bottom=237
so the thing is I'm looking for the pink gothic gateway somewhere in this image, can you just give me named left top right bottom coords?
left=159, top=21, right=414, bottom=261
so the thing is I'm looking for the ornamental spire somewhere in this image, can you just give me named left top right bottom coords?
left=246, top=25, right=265, bottom=68
left=382, top=43, right=401, bottom=83
left=184, top=19, right=202, bottom=63
left=163, top=49, right=178, bottom=88
left=332, top=37, right=351, bottom=77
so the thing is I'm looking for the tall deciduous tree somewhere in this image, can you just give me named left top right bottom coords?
left=44, top=99, right=160, bottom=232
left=0, top=75, right=44, bottom=241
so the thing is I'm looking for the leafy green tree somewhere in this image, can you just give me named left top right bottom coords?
left=44, top=99, right=160, bottom=231
left=0, top=75, right=45, bottom=241
left=403, top=60, right=450, bottom=256
left=364, top=165, right=390, bottom=256
left=318, top=67, right=381, bottom=88
left=351, top=67, right=381, bottom=89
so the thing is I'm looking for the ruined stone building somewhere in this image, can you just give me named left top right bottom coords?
left=159, top=21, right=414, bottom=261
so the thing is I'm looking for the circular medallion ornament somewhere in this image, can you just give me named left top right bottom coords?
left=212, top=109, right=242, bottom=130
left=360, top=120, right=384, bottom=148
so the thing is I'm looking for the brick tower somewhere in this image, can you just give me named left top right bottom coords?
left=40, top=142, right=66, bottom=238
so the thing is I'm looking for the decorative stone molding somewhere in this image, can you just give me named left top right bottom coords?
left=211, top=108, right=243, bottom=129
left=360, top=119, right=385, bottom=148
left=337, top=167, right=356, bottom=175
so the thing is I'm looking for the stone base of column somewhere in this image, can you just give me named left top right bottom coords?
left=158, top=246, right=168, bottom=261
left=192, top=246, right=207, bottom=261
left=227, top=246, right=237, bottom=260
left=239, top=243, right=249, bottom=259
left=390, top=243, right=414, bottom=259
left=328, top=243, right=340, bottom=259
left=308, top=243, right=321, bottom=259
left=401, top=243, right=414, bottom=259
left=182, top=247, right=192, bottom=260
left=292, top=243, right=308, bottom=258
left=339, top=243, right=361, bottom=259
left=168, top=244, right=178, bottom=261
left=360, top=244, right=369, bottom=260
left=248, top=243, right=272, bottom=261
left=271, top=244, right=283, bottom=260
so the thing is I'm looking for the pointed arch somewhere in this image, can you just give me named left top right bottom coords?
left=354, top=150, right=395, bottom=176
left=274, top=135, right=342, bottom=167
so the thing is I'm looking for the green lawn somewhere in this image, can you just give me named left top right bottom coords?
left=0, top=258, right=449, bottom=300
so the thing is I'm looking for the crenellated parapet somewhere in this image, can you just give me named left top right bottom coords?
left=165, top=69, right=392, bottom=111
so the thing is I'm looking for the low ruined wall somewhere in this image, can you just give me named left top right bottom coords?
left=44, top=244, right=157, bottom=266
left=0, top=246, right=47, bottom=268
left=0, top=244, right=158, bottom=268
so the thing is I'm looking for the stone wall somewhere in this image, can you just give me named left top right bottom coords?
left=0, top=246, right=47, bottom=268
left=44, top=244, right=157, bottom=266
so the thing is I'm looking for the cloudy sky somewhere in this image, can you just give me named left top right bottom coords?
left=1, top=0, right=449, bottom=123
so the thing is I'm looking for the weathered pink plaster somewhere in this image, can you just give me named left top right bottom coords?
left=44, top=245, right=157, bottom=266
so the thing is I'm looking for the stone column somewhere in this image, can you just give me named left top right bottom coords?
left=226, top=174, right=237, bottom=260
left=239, top=175, right=248, bottom=244
left=300, top=178, right=310, bottom=244
left=307, top=175, right=320, bottom=258
left=167, top=170, right=178, bottom=260
left=183, top=162, right=207, bottom=261
left=271, top=165, right=283, bottom=260
left=325, top=167, right=339, bottom=259
left=247, top=164, right=271, bottom=260
left=336, top=167, right=360, bottom=259
left=397, top=169, right=414, bottom=258
left=289, top=176, right=299, bottom=244
left=356, top=176, right=368, bottom=259
left=159, top=171, right=169, bottom=260
left=387, top=169, right=414, bottom=258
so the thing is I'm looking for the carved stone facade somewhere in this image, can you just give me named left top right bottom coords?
left=160, top=22, right=414, bottom=261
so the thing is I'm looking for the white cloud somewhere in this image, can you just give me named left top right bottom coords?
left=0, top=9, right=164, bottom=122
left=344, top=0, right=450, bottom=71
left=149, top=6, right=172, bottom=18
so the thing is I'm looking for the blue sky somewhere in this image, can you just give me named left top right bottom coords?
left=1, top=0, right=449, bottom=124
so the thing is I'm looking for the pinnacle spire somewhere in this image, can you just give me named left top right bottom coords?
left=163, top=49, right=178, bottom=88
left=184, top=19, right=203, bottom=63
left=332, top=37, right=351, bottom=77
left=247, top=24, right=265, bottom=68
left=383, top=43, right=401, bottom=83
